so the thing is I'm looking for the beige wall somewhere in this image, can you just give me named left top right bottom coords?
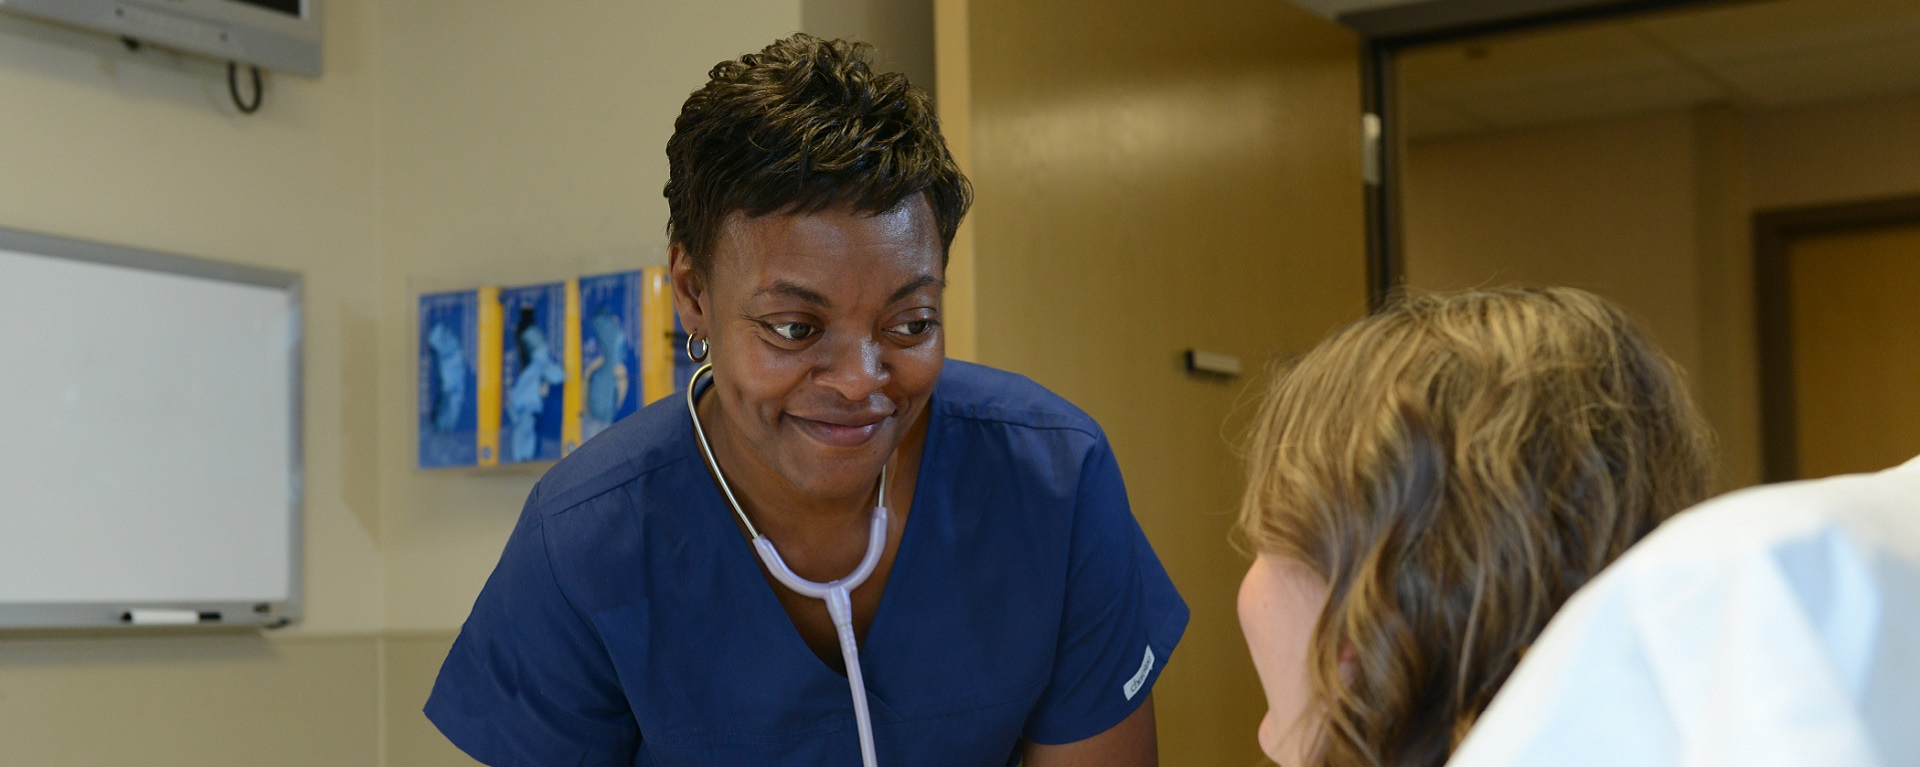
left=0, top=0, right=385, bottom=640
left=0, top=1, right=386, bottom=763
left=1, top=634, right=380, bottom=765
left=961, top=1, right=1367, bottom=764
left=933, top=0, right=979, bottom=360
left=372, top=1, right=802, bottom=763
left=1689, top=106, right=1762, bottom=495
left=1404, top=92, right=1920, bottom=492
left=0, top=1, right=803, bottom=765
left=1400, top=110, right=1769, bottom=487
left=1404, top=111, right=1704, bottom=387
left=803, top=0, right=936, bottom=102
left=1748, top=92, right=1920, bottom=210
left=373, top=0, right=802, bottom=634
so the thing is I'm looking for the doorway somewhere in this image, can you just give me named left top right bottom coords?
left=1758, top=198, right=1920, bottom=481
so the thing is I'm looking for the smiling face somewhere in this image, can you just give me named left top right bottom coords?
left=671, top=195, right=945, bottom=505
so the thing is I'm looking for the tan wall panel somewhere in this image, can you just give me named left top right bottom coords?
left=0, top=0, right=389, bottom=756
left=0, top=635, right=377, bottom=766
left=802, top=0, right=936, bottom=102
left=1401, top=109, right=1774, bottom=490
left=2, top=0, right=819, bottom=762
left=934, top=0, right=978, bottom=361
left=374, top=0, right=806, bottom=633
left=1691, top=106, right=1765, bottom=491
left=964, top=1, right=1367, bottom=763
left=1403, top=112, right=1704, bottom=379
left=1404, top=93, right=1920, bottom=493
left=1748, top=92, right=1920, bottom=211
left=384, top=633, right=479, bottom=767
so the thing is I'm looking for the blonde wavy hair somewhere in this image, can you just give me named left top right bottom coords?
left=1239, top=287, right=1713, bottom=767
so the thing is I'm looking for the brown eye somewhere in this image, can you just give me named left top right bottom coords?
left=887, top=320, right=936, bottom=337
left=770, top=322, right=816, bottom=341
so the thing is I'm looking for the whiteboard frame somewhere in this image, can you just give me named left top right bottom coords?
left=0, top=226, right=303, bottom=631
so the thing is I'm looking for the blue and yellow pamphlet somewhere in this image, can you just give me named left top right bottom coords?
left=498, top=282, right=576, bottom=464
left=575, top=270, right=648, bottom=445
left=418, top=288, right=502, bottom=468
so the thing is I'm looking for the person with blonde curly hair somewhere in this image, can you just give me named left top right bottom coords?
left=1236, top=286, right=1714, bottom=767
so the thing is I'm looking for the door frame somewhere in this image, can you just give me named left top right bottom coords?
left=1753, top=194, right=1920, bottom=481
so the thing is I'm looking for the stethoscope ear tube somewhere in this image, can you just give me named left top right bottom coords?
left=688, top=364, right=889, bottom=767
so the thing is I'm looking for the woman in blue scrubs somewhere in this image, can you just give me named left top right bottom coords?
left=426, top=34, right=1188, bottom=766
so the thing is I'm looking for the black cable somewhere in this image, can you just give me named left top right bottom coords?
left=228, top=62, right=263, bottom=114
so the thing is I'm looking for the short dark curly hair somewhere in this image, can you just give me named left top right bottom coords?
left=664, top=34, right=972, bottom=273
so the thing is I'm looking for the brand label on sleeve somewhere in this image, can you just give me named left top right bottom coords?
left=1123, top=645, right=1155, bottom=700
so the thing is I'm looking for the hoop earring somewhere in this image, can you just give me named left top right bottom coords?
left=686, top=335, right=710, bottom=363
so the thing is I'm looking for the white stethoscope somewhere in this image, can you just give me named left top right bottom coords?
left=686, top=362, right=888, bottom=767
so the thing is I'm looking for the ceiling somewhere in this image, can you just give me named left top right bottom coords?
left=1399, top=0, right=1920, bottom=140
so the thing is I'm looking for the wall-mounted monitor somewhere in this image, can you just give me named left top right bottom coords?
left=0, top=0, right=320, bottom=76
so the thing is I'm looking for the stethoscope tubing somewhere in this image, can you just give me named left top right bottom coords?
left=687, top=364, right=887, bottom=767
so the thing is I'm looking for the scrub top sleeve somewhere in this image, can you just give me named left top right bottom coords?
left=1023, top=437, right=1190, bottom=746
left=425, top=486, right=639, bottom=767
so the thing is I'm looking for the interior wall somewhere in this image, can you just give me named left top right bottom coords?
left=0, top=1, right=385, bottom=763
left=963, top=1, right=1367, bottom=763
left=1402, top=111, right=1705, bottom=383
left=802, top=0, right=936, bottom=102
left=1690, top=105, right=1762, bottom=494
left=1403, top=92, right=1920, bottom=492
left=374, top=0, right=800, bottom=635
left=1403, top=109, right=1746, bottom=487
left=0, top=635, right=379, bottom=765
left=373, top=2, right=803, bottom=763
left=1747, top=92, right=1920, bottom=210
left=933, top=0, right=977, bottom=360
left=0, top=2, right=811, bottom=764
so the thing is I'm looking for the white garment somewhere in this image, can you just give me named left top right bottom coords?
left=1448, top=456, right=1920, bottom=767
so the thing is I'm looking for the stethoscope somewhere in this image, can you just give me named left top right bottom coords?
left=686, top=362, right=887, bottom=767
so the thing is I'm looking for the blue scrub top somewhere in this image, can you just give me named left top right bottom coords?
left=426, top=360, right=1189, bottom=766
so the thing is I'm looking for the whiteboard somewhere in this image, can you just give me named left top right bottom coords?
left=0, top=228, right=300, bottom=630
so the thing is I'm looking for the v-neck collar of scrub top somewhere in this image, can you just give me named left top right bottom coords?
left=681, top=371, right=942, bottom=704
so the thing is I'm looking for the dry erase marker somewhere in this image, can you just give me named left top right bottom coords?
left=121, top=610, right=220, bottom=626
